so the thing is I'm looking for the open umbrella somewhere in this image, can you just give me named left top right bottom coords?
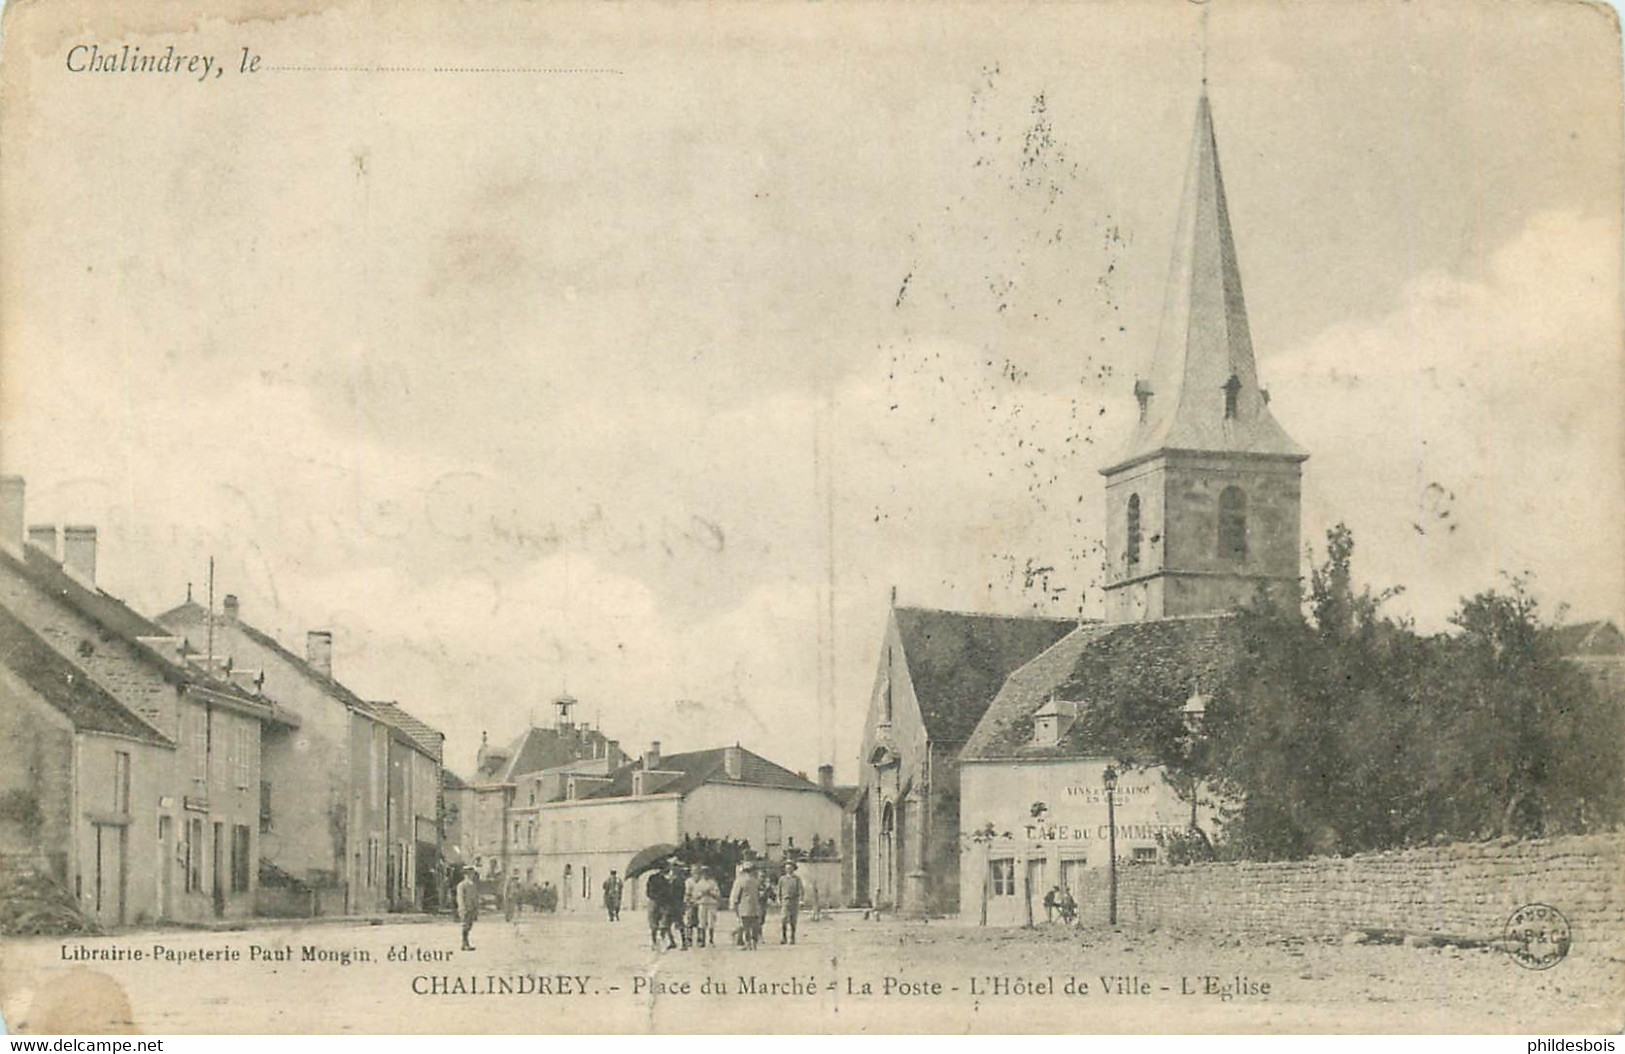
left=624, top=843, right=679, bottom=879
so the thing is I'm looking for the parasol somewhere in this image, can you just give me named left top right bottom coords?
left=624, top=842, right=680, bottom=879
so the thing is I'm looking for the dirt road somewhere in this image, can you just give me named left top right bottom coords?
left=2, top=912, right=1618, bottom=1033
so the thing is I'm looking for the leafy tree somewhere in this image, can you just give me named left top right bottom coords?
left=1198, top=528, right=1622, bottom=858
left=675, top=834, right=753, bottom=899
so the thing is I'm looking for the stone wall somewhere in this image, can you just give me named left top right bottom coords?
left=1083, top=834, right=1625, bottom=959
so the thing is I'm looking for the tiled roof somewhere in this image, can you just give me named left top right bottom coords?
left=894, top=607, right=1079, bottom=744
left=371, top=700, right=444, bottom=761
left=158, top=602, right=437, bottom=757
left=1550, top=620, right=1624, bottom=657
left=0, top=548, right=284, bottom=721
left=0, top=605, right=172, bottom=747
left=827, top=785, right=862, bottom=810
left=961, top=614, right=1242, bottom=761
left=12, top=546, right=169, bottom=641
left=483, top=725, right=612, bottom=783
left=582, top=746, right=821, bottom=800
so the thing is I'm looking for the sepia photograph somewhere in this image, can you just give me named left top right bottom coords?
left=0, top=0, right=1620, bottom=1035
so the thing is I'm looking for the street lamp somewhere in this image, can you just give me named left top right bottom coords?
left=1102, top=763, right=1119, bottom=927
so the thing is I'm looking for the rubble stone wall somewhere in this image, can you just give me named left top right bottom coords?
left=1092, top=833, right=1625, bottom=958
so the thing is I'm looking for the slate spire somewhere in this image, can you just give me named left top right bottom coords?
left=1105, top=93, right=1305, bottom=473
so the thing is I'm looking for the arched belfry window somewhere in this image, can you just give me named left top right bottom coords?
left=1126, top=494, right=1142, bottom=568
left=1218, top=486, right=1247, bottom=560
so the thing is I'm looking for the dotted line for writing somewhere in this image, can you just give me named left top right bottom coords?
left=263, top=65, right=623, bottom=74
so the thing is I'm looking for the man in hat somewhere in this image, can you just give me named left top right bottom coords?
left=661, top=858, right=691, bottom=949
left=688, top=864, right=721, bottom=948
left=777, top=861, right=805, bottom=944
left=645, top=864, right=674, bottom=950
left=602, top=869, right=624, bottom=922
left=730, top=861, right=765, bottom=949
left=455, top=866, right=480, bottom=951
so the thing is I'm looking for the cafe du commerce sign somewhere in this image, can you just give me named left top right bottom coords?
left=1020, top=778, right=1180, bottom=843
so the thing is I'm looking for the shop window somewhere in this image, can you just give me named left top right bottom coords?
left=231, top=825, right=251, bottom=892
left=186, top=817, right=203, bottom=892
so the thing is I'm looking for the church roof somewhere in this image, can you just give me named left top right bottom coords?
left=961, top=614, right=1242, bottom=761
left=894, top=606, right=1080, bottom=745
left=1104, top=93, right=1306, bottom=474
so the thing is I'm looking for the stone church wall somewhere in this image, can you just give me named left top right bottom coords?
left=1074, top=833, right=1625, bottom=959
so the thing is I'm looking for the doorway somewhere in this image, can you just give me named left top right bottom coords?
left=877, top=802, right=894, bottom=906
left=92, top=824, right=126, bottom=927
left=211, top=822, right=225, bottom=918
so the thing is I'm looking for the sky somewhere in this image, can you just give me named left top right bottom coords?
left=1, top=0, right=1621, bottom=780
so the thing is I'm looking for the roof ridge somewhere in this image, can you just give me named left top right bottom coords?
left=0, top=606, right=175, bottom=747
left=1, top=548, right=264, bottom=705
left=895, top=604, right=1083, bottom=624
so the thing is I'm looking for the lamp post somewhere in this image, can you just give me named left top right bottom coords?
left=1102, top=763, right=1119, bottom=927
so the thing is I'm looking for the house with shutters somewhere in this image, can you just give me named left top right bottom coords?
left=524, top=742, right=843, bottom=913
left=0, top=477, right=295, bottom=927
left=958, top=615, right=1239, bottom=926
left=157, top=594, right=444, bottom=915
left=460, top=694, right=626, bottom=882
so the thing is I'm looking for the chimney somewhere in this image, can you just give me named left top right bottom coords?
left=644, top=741, right=661, bottom=772
left=607, top=740, right=624, bottom=768
left=62, top=525, right=97, bottom=583
left=0, top=477, right=24, bottom=553
left=223, top=594, right=240, bottom=622
left=818, top=764, right=834, bottom=791
left=724, top=744, right=743, bottom=781
left=306, top=630, right=333, bottom=678
left=26, top=524, right=57, bottom=558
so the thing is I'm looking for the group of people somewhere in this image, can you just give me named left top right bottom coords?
left=500, top=872, right=560, bottom=920
left=449, top=857, right=815, bottom=955
left=1042, top=883, right=1078, bottom=925
left=641, top=858, right=805, bottom=951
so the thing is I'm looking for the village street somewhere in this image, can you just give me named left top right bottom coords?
left=2, top=912, right=1618, bottom=1034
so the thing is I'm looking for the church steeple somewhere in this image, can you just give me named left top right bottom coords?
left=1107, top=92, right=1304, bottom=473
left=1098, top=92, right=1308, bottom=623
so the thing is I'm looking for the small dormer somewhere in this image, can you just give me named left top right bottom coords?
left=1032, top=694, right=1080, bottom=747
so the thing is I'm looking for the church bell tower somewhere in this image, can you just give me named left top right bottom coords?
left=1100, top=93, right=1308, bottom=623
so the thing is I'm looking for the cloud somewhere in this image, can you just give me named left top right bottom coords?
left=1269, top=209, right=1622, bottom=628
